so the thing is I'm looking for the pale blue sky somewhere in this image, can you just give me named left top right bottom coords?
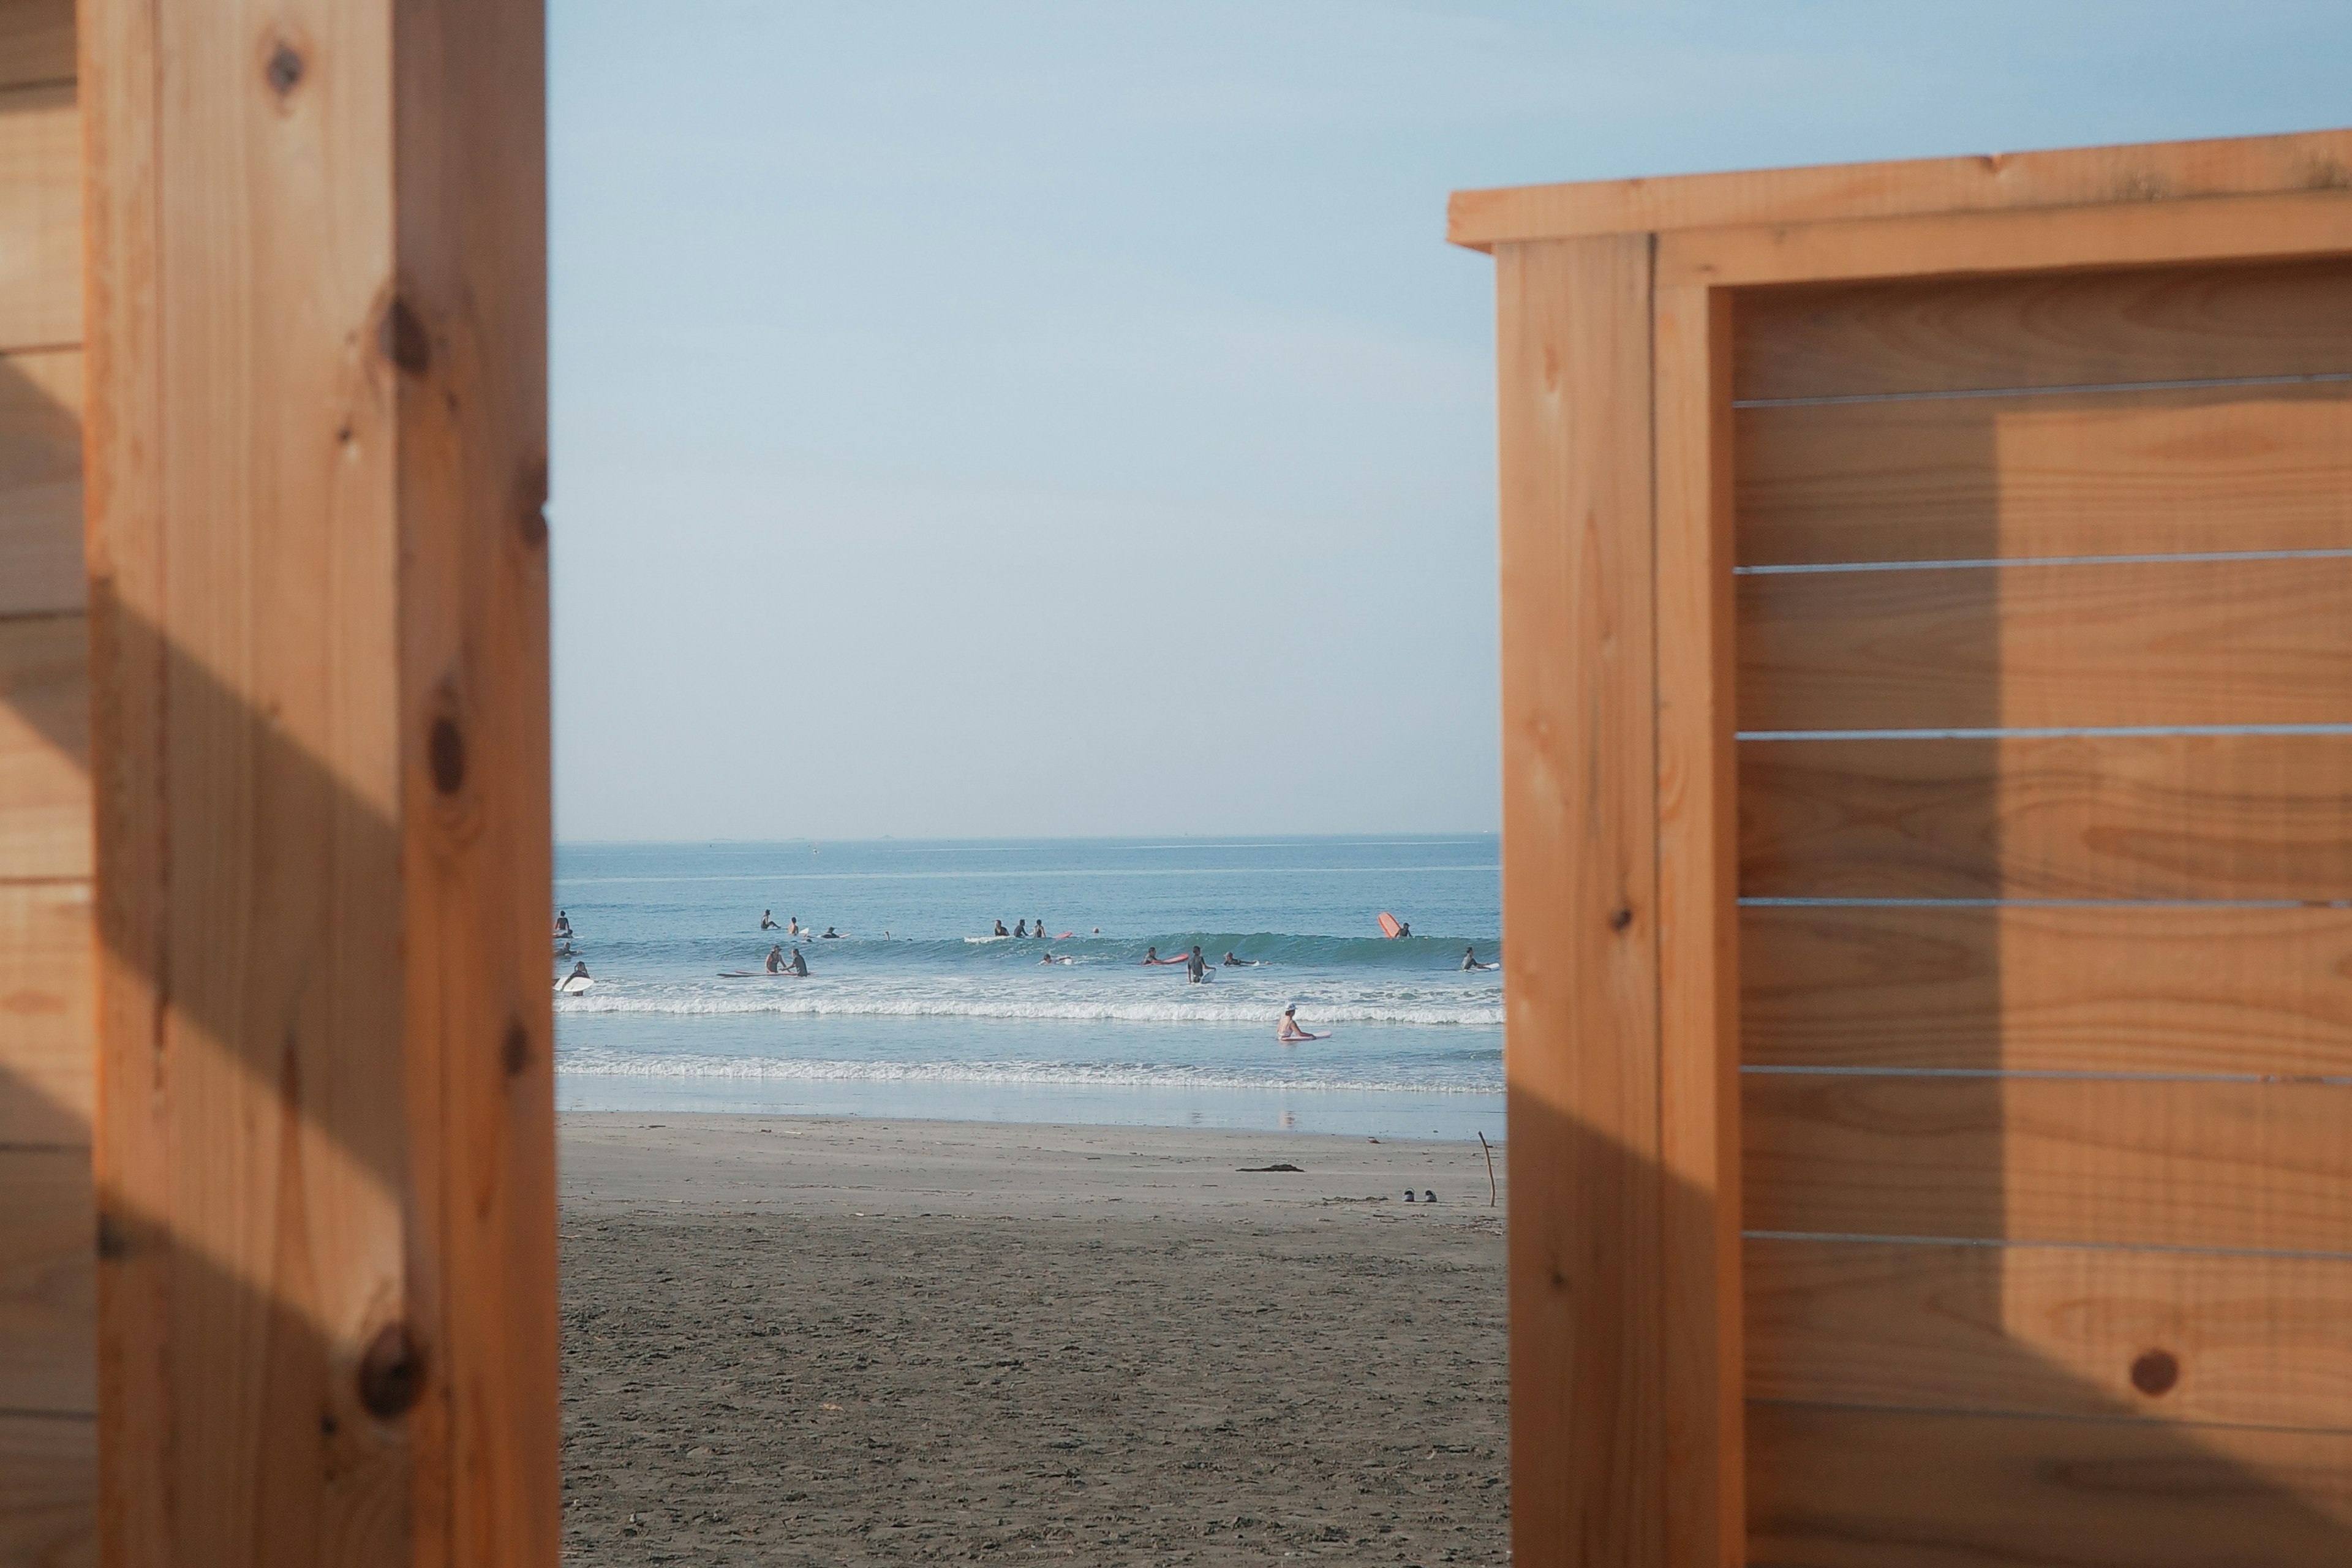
left=549, top=1, right=2351, bottom=842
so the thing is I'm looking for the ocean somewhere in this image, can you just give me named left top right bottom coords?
left=552, top=835, right=1504, bottom=1139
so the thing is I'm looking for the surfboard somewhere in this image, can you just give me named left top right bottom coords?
left=555, top=975, right=594, bottom=994
left=964, top=935, right=1011, bottom=943
left=1378, top=911, right=1404, bottom=939
left=716, top=970, right=804, bottom=978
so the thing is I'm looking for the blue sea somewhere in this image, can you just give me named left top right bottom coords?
left=552, top=835, right=1504, bottom=1139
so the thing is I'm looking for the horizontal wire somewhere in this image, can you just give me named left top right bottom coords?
left=1739, top=1065, right=2348, bottom=1085
left=1739, top=724, right=2352, bottom=741
left=1735, top=546, right=2352, bottom=576
left=1738, top=897, right=2347, bottom=908
left=1733, top=368, right=2352, bottom=409
left=1743, top=1230, right=2352, bottom=1263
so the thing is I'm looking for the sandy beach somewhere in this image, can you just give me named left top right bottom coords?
left=559, top=1113, right=1510, bottom=1563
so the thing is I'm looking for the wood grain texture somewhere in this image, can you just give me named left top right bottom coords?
left=1736, top=383, right=2352, bottom=567
left=1740, top=733, right=2352, bottom=900
left=0, top=0, right=74, bottom=89
left=1740, top=903, right=2352, bottom=1076
left=1738, top=553, right=2352, bottom=732
left=393, top=0, right=560, bottom=1558
left=0, top=878, right=93, bottom=1142
left=1747, top=1401, right=2352, bottom=1568
left=1743, top=1074, right=2352, bottom=1253
left=0, top=348, right=83, bottom=614
left=0, top=1147, right=92, bottom=1415
left=1660, top=187, right=2352, bottom=291
left=0, top=1414, right=94, bottom=1568
left=1496, top=234, right=1664, bottom=1567
left=1653, top=281, right=1743, bottom=1568
left=83, top=0, right=557, bottom=1561
left=0, top=80, right=79, bottom=352
left=1449, top=126, right=2352, bottom=249
left=0, top=612, right=89, bottom=880
left=1734, top=257, right=2352, bottom=402
left=1746, top=1238, right=2352, bottom=1431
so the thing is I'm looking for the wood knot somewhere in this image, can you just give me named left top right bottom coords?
left=2130, top=1349, right=2179, bottom=1396
left=1608, top=905, right=1634, bottom=932
left=265, top=42, right=304, bottom=96
left=428, top=716, right=466, bottom=794
left=358, top=1323, right=424, bottom=1419
left=503, top=1021, right=530, bottom=1077
left=96, top=1213, right=131, bottom=1261
left=379, top=296, right=431, bottom=375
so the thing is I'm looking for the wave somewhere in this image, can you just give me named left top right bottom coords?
left=553, top=989, right=1503, bottom=1027
left=552, top=1050, right=1503, bottom=1095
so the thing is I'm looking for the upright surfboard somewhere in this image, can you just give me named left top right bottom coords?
left=1378, top=911, right=1404, bottom=940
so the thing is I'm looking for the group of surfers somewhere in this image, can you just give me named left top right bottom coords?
left=763, top=910, right=843, bottom=940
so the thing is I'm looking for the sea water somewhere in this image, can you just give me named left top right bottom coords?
left=554, top=835, right=1503, bottom=1139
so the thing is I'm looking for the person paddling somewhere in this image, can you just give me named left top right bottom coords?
left=1461, top=946, right=1498, bottom=971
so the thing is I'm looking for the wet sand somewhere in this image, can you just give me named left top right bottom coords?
left=559, top=1114, right=1510, bottom=1564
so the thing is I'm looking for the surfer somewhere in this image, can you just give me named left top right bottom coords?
left=566, top=960, right=590, bottom=982
left=1221, top=951, right=1260, bottom=967
left=1032, top=918, right=1045, bottom=938
left=1185, top=945, right=1209, bottom=984
left=789, top=916, right=802, bottom=936
left=1141, top=946, right=1185, bottom=966
left=1014, top=919, right=1028, bottom=938
left=787, top=946, right=809, bottom=975
left=761, top=910, right=780, bottom=930
left=553, top=910, right=572, bottom=939
left=1396, top=920, right=1412, bottom=938
left=764, top=943, right=789, bottom=973
left=994, top=919, right=1009, bottom=937
left=1277, top=1005, right=1327, bottom=1043
left=820, top=926, right=842, bottom=939
left=1461, top=946, right=1499, bottom=971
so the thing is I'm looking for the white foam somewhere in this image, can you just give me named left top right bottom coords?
left=552, top=988, right=1503, bottom=1027
left=553, top=1050, right=1502, bottom=1095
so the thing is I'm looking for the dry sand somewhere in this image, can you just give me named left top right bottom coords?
left=559, top=1113, right=1510, bottom=1564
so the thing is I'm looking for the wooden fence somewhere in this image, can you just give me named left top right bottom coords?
left=1458, top=132, right=2352, bottom=1565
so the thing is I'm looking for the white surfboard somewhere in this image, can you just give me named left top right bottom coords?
left=555, top=974, right=594, bottom=994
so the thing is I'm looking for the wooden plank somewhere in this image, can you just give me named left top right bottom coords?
left=1747, top=1401, right=2352, bottom=1568
left=83, top=0, right=558, bottom=1562
left=0, top=878, right=93, bottom=1142
left=1739, top=734, right=2352, bottom=900
left=0, top=347, right=83, bottom=614
left=1653, top=281, right=1743, bottom=1568
left=1746, top=1238, right=2352, bottom=1431
left=0, top=0, right=75, bottom=90
left=1736, top=382, right=2352, bottom=566
left=0, top=612, right=90, bottom=880
left=1733, top=257, right=2352, bottom=403
left=1447, top=126, right=2352, bottom=249
left=1496, top=233, right=1664, bottom=1567
left=0, top=1147, right=92, bottom=1415
left=1738, top=554, right=2352, bottom=732
left=1743, top=1074, right=2352, bottom=1253
left=0, top=1414, right=94, bottom=1568
left=1661, top=187, right=2352, bottom=291
left=1741, top=903, right=2352, bottom=1076
left=0, top=80, right=79, bottom=352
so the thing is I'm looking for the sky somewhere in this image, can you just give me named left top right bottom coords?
left=548, top=1, right=2352, bottom=843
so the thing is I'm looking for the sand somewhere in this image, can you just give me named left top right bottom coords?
left=559, top=1113, right=1510, bottom=1564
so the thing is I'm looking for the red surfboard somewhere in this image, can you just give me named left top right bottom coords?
left=1378, top=911, right=1404, bottom=939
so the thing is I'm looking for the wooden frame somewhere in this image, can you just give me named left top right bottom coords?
left=1456, top=129, right=2352, bottom=1567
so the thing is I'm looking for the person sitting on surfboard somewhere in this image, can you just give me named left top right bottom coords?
left=1032, top=918, right=1045, bottom=938
left=1461, top=946, right=1498, bottom=971
left=1221, top=951, right=1260, bottom=967
left=554, top=910, right=572, bottom=939
left=1014, top=920, right=1028, bottom=938
left=820, top=927, right=841, bottom=939
left=995, top=919, right=1009, bottom=937
left=1277, top=1005, right=1327, bottom=1043
left=765, top=944, right=788, bottom=973
left=789, top=916, right=802, bottom=935
left=761, top=910, right=780, bottom=930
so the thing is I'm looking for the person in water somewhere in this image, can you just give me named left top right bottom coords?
left=787, top=946, right=809, bottom=975
left=1396, top=920, right=1412, bottom=938
left=1185, top=945, right=1209, bottom=984
left=762, top=910, right=780, bottom=930
left=821, top=926, right=841, bottom=939
left=765, top=943, right=788, bottom=973
left=1141, top=946, right=1184, bottom=966
left=1277, top=1004, right=1326, bottom=1042
left=1221, top=951, right=1260, bottom=967
left=566, top=960, right=590, bottom=982
left=554, top=910, right=572, bottom=938
left=1461, top=946, right=1499, bottom=971
left=789, top=916, right=802, bottom=936
left=1033, top=918, right=1046, bottom=937
left=994, top=919, right=1010, bottom=937
left=1014, top=919, right=1028, bottom=938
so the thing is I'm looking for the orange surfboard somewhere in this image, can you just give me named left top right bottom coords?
left=1378, top=911, right=1404, bottom=939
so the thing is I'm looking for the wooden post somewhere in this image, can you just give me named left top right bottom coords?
left=81, top=1, right=556, bottom=1562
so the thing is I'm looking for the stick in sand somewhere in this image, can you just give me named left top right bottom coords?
left=1477, top=1131, right=1497, bottom=1207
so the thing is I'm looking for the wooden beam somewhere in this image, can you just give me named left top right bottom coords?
left=1449, top=126, right=2352, bottom=250
left=81, top=1, right=554, bottom=1563
left=1496, top=233, right=1667, bottom=1565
